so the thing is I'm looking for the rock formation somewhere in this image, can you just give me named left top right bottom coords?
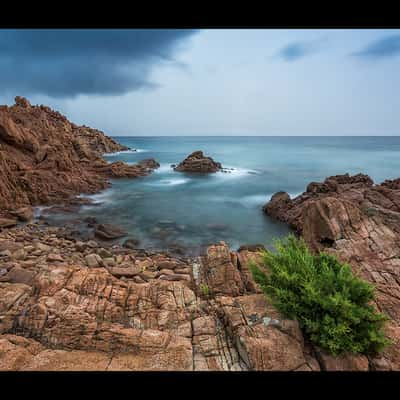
left=264, top=173, right=400, bottom=370
left=174, top=151, right=222, bottom=173
left=0, top=97, right=158, bottom=220
left=0, top=220, right=379, bottom=371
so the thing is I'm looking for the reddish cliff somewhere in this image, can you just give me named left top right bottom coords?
left=0, top=96, right=158, bottom=221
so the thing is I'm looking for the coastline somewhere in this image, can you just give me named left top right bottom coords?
left=1, top=98, right=400, bottom=371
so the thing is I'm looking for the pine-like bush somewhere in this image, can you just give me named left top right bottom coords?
left=250, top=234, right=390, bottom=356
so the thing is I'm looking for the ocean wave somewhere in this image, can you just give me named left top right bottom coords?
left=154, top=164, right=174, bottom=174
left=33, top=206, right=50, bottom=218
left=80, top=190, right=114, bottom=205
left=104, top=148, right=147, bottom=156
left=147, top=178, right=189, bottom=186
left=217, top=166, right=260, bottom=177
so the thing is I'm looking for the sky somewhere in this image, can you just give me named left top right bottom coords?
left=0, top=29, right=399, bottom=136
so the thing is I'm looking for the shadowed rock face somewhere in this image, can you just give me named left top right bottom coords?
left=0, top=97, right=159, bottom=219
left=174, top=151, right=222, bottom=173
left=264, top=173, right=400, bottom=370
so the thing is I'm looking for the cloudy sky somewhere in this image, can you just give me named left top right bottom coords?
left=0, top=29, right=399, bottom=136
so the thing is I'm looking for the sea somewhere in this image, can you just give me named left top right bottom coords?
left=41, top=136, right=400, bottom=254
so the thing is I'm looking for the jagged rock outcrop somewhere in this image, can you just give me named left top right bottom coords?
left=0, top=97, right=158, bottom=219
left=0, top=223, right=351, bottom=371
left=264, top=173, right=400, bottom=369
left=174, top=151, right=222, bottom=173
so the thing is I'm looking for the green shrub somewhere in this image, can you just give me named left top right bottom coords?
left=200, top=283, right=210, bottom=297
left=250, top=234, right=390, bottom=356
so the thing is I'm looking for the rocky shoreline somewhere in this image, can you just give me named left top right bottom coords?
left=1, top=97, right=399, bottom=370
left=0, top=221, right=372, bottom=371
left=0, top=96, right=159, bottom=225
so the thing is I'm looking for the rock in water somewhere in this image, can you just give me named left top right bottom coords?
left=10, top=207, right=33, bottom=222
left=174, top=150, right=222, bottom=173
left=94, top=223, right=127, bottom=240
left=0, top=96, right=159, bottom=220
left=123, top=238, right=141, bottom=249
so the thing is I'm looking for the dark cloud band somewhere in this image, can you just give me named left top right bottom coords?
left=352, top=34, right=400, bottom=59
left=277, top=39, right=324, bottom=62
left=0, top=29, right=197, bottom=98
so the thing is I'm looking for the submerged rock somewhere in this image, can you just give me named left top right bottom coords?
left=174, top=150, right=222, bottom=173
left=94, top=224, right=127, bottom=240
left=123, top=238, right=141, bottom=249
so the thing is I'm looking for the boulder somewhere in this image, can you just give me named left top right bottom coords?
left=174, top=151, right=222, bottom=173
left=123, top=238, right=141, bottom=249
left=10, top=207, right=33, bottom=222
left=0, top=218, right=18, bottom=229
left=85, top=253, right=102, bottom=268
left=94, top=224, right=127, bottom=240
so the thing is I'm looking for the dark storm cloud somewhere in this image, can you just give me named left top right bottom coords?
left=352, top=35, right=400, bottom=59
left=0, top=29, right=197, bottom=98
left=276, top=37, right=330, bottom=62
left=277, top=41, right=317, bottom=62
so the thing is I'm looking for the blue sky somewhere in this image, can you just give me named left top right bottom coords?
left=0, top=29, right=399, bottom=136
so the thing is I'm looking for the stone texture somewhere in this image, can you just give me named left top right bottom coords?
left=0, top=224, right=325, bottom=371
left=264, top=172, right=400, bottom=370
left=174, top=151, right=222, bottom=173
left=0, top=96, right=159, bottom=220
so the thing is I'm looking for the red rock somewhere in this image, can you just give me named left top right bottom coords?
left=0, top=96, right=158, bottom=216
left=264, top=172, right=400, bottom=369
left=174, top=151, right=222, bottom=173
left=0, top=218, right=18, bottom=229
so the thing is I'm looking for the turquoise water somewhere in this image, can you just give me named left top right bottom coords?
left=46, top=136, right=400, bottom=253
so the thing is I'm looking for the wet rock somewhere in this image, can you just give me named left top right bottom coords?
left=84, top=217, right=98, bottom=227
left=10, top=207, right=33, bottom=222
left=94, top=224, right=127, bottom=240
left=123, top=238, right=140, bottom=249
left=174, top=151, right=222, bottom=173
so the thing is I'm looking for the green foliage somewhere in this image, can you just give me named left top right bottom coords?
left=200, top=283, right=210, bottom=297
left=250, top=234, right=390, bottom=356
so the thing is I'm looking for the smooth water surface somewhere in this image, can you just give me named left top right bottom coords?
left=43, top=136, right=400, bottom=253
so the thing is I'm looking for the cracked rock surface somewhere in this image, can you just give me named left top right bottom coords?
left=264, top=173, right=400, bottom=370
left=0, top=224, right=332, bottom=371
